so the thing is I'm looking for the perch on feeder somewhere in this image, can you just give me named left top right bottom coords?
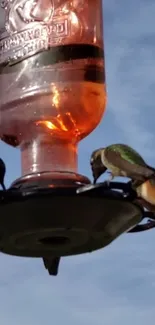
left=0, top=0, right=155, bottom=276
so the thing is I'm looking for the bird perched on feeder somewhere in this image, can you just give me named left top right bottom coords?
left=90, top=143, right=155, bottom=185
left=0, top=158, right=6, bottom=190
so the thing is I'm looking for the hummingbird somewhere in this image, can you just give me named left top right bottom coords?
left=0, top=158, right=6, bottom=190
left=90, top=144, right=155, bottom=184
left=42, top=256, right=60, bottom=276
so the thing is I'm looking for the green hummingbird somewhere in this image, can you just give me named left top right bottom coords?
left=90, top=144, right=155, bottom=184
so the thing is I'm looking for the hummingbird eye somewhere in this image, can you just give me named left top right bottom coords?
left=90, top=157, right=94, bottom=165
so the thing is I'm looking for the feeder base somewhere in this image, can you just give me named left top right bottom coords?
left=0, top=184, right=142, bottom=258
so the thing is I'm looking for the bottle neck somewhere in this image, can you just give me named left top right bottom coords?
left=21, top=135, right=78, bottom=175
left=10, top=135, right=91, bottom=189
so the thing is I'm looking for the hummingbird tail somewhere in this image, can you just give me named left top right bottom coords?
left=93, top=178, right=97, bottom=184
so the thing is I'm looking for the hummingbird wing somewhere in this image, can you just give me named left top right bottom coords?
left=104, top=149, right=155, bottom=180
left=42, top=257, right=60, bottom=276
left=106, top=144, right=147, bottom=165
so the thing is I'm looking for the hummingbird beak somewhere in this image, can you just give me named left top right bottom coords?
left=92, top=168, right=104, bottom=184
left=1, top=182, right=6, bottom=191
left=93, top=177, right=97, bottom=184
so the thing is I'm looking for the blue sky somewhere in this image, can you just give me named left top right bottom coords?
left=1, top=0, right=155, bottom=324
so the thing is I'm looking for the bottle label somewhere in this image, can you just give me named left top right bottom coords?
left=0, top=0, right=83, bottom=65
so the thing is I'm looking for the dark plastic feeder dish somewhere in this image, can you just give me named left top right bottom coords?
left=0, top=177, right=155, bottom=276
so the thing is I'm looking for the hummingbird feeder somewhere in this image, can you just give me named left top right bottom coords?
left=0, top=0, right=155, bottom=276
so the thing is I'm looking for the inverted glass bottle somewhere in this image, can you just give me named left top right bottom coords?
left=0, top=0, right=107, bottom=188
